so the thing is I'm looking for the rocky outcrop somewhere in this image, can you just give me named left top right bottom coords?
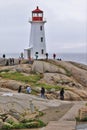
left=15, top=64, right=32, bottom=74
left=50, top=60, right=87, bottom=87
left=45, top=88, right=87, bottom=101
left=31, top=60, right=87, bottom=100
left=38, top=73, right=83, bottom=89
left=32, top=60, right=87, bottom=88
left=0, top=79, right=25, bottom=91
left=32, top=60, right=66, bottom=74
left=0, top=59, right=87, bottom=101
left=1, top=59, right=87, bottom=128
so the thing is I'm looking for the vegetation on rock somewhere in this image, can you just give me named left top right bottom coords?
left=1, top=119, right=46, bottom=130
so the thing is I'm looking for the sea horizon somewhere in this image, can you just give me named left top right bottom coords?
left=0, top=52, right=87, bottom=65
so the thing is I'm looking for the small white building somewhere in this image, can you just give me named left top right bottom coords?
left=24, top=6, right=47, bottom=59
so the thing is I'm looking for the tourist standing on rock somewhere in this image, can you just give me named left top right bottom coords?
left=53, top=53, right=56, bottom=59
left=45, top=53, right=48, bottom=60
left=12, top=58, right=14, bottom=65
left=35, top=53, right=38, bottom=60
left=18, top=85, right=22, bottom=93
left=60, top=88, right=64, bottom=100
left=5, top=60, right=9, bottom=66
left=18, top=58, right=21, bottom=64
left=3, top=54, right=5, bottom=59
left=41, top=87, right=45, bottom=98
left=9, top=58, right=12, bottom=65
left=26, top=86, right=31, bottom=94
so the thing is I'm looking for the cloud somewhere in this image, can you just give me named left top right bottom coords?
left=0, top=0, right=86, bottom=54
left=47, top=42, right=86, bottom=53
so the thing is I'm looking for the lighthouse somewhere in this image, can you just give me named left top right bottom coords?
left=24, top=6, right=46, bottom=59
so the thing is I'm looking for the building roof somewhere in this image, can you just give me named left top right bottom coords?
left=32, top=6, right=43, bottom=13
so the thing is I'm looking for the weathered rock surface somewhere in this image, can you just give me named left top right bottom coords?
left=0, top=59, right=87, bottom=101
left=32, top=60, right=87, bottom=100
left=32, top=60, right=66, bottom=74
left=50, top=60, right=87, bottom=87
left=0, top=59, right=87, bottom=129
left=0, top=79, right=23, bottom=90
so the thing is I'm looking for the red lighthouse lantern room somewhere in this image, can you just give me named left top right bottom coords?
left=32, top=6, right=43, bottom=21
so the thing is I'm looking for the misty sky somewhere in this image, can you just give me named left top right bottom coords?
left=0, top=0, right=86, bottom=54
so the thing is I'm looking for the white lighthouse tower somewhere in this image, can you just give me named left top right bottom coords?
left=25, top=6, right=46, bottom=59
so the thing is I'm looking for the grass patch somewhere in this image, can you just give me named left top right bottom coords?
left=0, top=69, right=10, bottom=73
left=31, top=89, right=39, bottom=95
left=0, top=71, right=68, bottom=93
left=39, top=111, right=45, bottom=116
left=35, top=83, right=68, bottom=91
left=0, top=71, right=65, bottom=91
left=0, top=119, right=46, bottom=130
left=35, top=83, right=62, bottom=91
left=0, top=71, right=67, bottom=95
left=76, top=116, right=87, bottom=122
left=0, top=72, right=41, bottom=85
left=64, top=68, right=72, bottom=77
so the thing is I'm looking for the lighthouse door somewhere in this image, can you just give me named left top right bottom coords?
left=27, top=49, right=31, bottom=58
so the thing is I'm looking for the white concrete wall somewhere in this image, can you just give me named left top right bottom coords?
left=29, top=21, right=46, bottom=59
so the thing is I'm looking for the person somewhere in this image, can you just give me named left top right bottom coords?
left=26, top=86, right=31, bottom=94
left=41, top=87, right=45, bottom=98
left=45, top=53, right=48, bottom=60
left=12, top=58, right=14, bottom=65
left=20, top=52, right=24, bottom=59
left=18, top=58, right=21, bottom=64
left=18, top=85, right=22, bottom=93
left=60, top=88, right=64, bottom=100
left=3, top=54, right=5, bottom=59
left=9, top=58, right=12, bottom=65
left=35, top=54, right=38, bottom=60
left=5, top=60, right=9, bottom=66
left=53, top=53, right=56, bottom=59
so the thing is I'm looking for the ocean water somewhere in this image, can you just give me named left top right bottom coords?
left=0, top=53, right=87, bottom=65
left=51, top=53, right=87, bottom=65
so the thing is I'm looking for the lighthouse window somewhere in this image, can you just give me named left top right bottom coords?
left=38, top=13, right=42, bottom=17
left=33, top=13, right=37, bottom=17
left=41, top=37, right=43, bottom=42
left=40, top=26, right=42, bottom=31
left=41, top=49, right=44, bottom=54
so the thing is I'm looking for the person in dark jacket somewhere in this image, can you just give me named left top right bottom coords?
left=18, top=85, right=22, bottom=93
left=45, top=53, right=48, bottom=60
left=41, top=87, right=45, bottom=98
left=60, top=88, right=64, bottom=100
left=53, top=53, right=56, bottom=59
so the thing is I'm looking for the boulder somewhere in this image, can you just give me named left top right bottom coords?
left=5, top=115, right=19, bottom=124
left=32, top=61, right=66, bottom=74
left=78, top=107, right=87, bottom=120
left=8, top=109, right=22, bottom=120
left=0, top=79, right=25, bottom=91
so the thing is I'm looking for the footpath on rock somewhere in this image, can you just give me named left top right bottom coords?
left=0, top=90, right=87, bottom=130
left=44, top=101, right=86, bottom=130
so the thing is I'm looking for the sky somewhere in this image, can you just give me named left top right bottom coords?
left=0, top=0, right=87, bottom=54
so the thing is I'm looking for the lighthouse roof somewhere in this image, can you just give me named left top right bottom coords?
left=32, top=6, right=43, bottom=13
